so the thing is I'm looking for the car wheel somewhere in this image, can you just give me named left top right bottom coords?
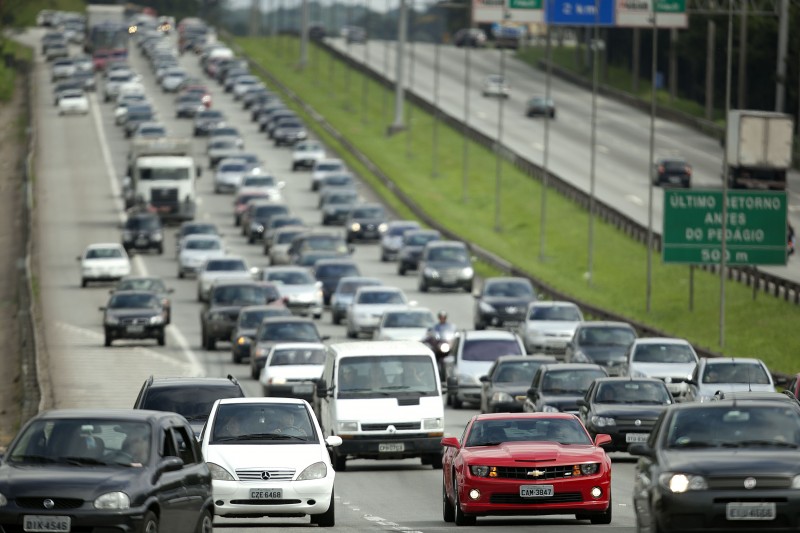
left=419, top=279, right=428, bottom=293
left=178, top=270, right=184, bottom=279
left=156, top=244, right=163, bottom=255
left=204, top=332, right=215, bottom=351
left=474, top=319, right=485, bottom=331
left=156, top=331, right=165, bottom=346
left=247, top=234, right=255, bottom=244
left=380, top=251, right=387, bottom=262
left=141, top=511, right=158, bottom=533
left=313, top=312, right=322, bottom=320
left=232, top=351, right=242, bottom=364
left=442, top=478, right=455, bottom=522
left=452, top=394, right=463, bottom=409
left=590, top=496, right=613, bottom=525
left=250, top=364, right=259, bottom=379
left=234, top=216, right=240, bottom=227
left=104, top=330, right=112, bottom=347
left=398, top=264, right=407, bottom=276
left=310, top=489, right=335, bottom=527
left=81, top=277, right=87, bottom=288
left=427, top=453, right=443, bottom=469
left=332, top=313, right=341, bottom=325
left=346, top=327, right=357, bottom=339
left=333, top=450, right=347, bottom=471
left=292, top=163, right=298, bottom=171
left=453, top=479, right=476, bottom=526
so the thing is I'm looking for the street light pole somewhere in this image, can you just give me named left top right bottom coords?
left=461, top=43, right=471, bottom=203
left=587, top=19, right=600, bottom=284
left=494, top=46, right=506, bottom=232
left=361, top=0, right=369, bottom=124
left=389, top=0, right=407, bottom=134
left=646, top=4, right=658, bottom=312
left=406, top=0, right=416, bottom=158
left=720, top=0, right=734, bottom=348
left=299, top=0, right=308, bottom=68
left=432, top=32, right=441, bottom=177
left=539, top=26, right=552, bottom=261
left=383, top=0, right=391, bottom=125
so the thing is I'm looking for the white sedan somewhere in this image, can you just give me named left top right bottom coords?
left=374, top=307, right=435, bottom=341
left=516, top=301, right=584, bottom=357
left=482, top=74, right=510, bottom=98
left=177, top=234, right=226, bottom=279
left=260, top=266, right=323, bottom=319
left=196, top=256, right=254, bottom=302
left=259, top=342, right=327, bottom=398
left=291, top=140, right=326, bottom=171
left=58, top=89, right=89, bottom=115
left=200, top=397, right=341, bottom=526
left=76, top=243, right=131, bottom=287
left=345, top=286, right=411, bottom=338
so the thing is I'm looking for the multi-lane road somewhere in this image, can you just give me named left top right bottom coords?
left=325, top=37, right=800, bottom=284
left=26, top=29, right=635, bottom=531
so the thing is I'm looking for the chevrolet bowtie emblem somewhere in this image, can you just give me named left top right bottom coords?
left=527, top=470, right=545, bottom=477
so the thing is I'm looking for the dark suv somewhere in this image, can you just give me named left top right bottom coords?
left=134, top=375, right=246, bottom=437
left=417, top=240, right=474, bottom=293
left=200, top=281, right=283, bottom=350
left=122, top=212, right=164, bottom=254
left=0, top=409, right=213, bottom=533
left=653, top=157, right=692, bottom=188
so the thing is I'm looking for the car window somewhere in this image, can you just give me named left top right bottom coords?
left=239, top=308, right=289, bottom=327
left=337, top=355, right=437, bottom=396
left=142, top=385, right=244, bottom=421
left=493, top=361, right=541, bottom=384
left=171, top=426, right=197, bottom=465
left=357, top=291, right=405, bottom=305
left=382, top=311, right=434, bottom=328
left=108, top=293, right=160, bottom=309
left=541, top=368, right=606, bottom=394
left=351, top=207, right=384, bottom=219
left=594, top=381, right=671, bottom=404
left=666, top=406, right=800, bottom=448
left=578, top=327, right=636, bottom=347
left=269, top=347, right=326, bottom=365
left=116, top=278, right=166, bottom=292
left=276, top=231, right=304, bottom=244
left=86, top=247, right=123, bottom=259
left=259, top=322, right=320, bottom=342
left=317, top=264, right=358, bottom=277
left=461, top=338, right=522, bottom=361
left=406, top=233, right=439, bottom=246
left=219, top=163, right=247, bottom=173
left=185, top=238, right=221, bottom=251
left=465, top=418, right=591, bottom=447
left=205, top=259, right=246, bottom=272
left=529, top=305, right=582, bottom=321
left=211, top=403, right=317, bottom=443
left=632, top=343, right=696, bottom=364
left=211, top=285, right=268, bottom=306
left=427, top=247, right=469, bottom=263
left=701, top=363, right=771, bottom=385
left=267, top=270, right=314, bottom=285
left=484, top=281, right=533, bottom=298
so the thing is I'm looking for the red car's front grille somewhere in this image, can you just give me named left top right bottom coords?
left=495, top=465, right=575, bottom=480
left=490, top=492, right=583, bottom=504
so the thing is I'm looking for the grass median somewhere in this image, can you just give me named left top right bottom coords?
left=236, top=35, right=798, bottom=373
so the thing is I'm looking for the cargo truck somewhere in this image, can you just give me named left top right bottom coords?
left=725, top=110, right=794, bottom=190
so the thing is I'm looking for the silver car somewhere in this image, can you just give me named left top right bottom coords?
left=623, top=337, right=699, bottom=398
left=177, top=235, right=226, bottom=278
left=197, top=256, right=254, bottom=302
left=214, top=157, right=250, bottom=193
left=269, top=227, right=308, bottom=266
left=259, top=266, right=323, bottom=319
left=346, top=286, right=410, bottom=338
left=517, top=301, right=584, bottom=357
left=291, top=140, right=325, bottom=171
left=207, top=137, right=244, bottom=169
left=683, top=357, right=775, bottom=403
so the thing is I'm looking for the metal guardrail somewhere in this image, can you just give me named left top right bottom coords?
left=225, top=34, right=793, bottom=388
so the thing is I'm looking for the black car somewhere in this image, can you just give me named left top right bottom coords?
left=397, top=229, right=441, bottom=275
left=121, top=212, right=164, bottom=254
left=100, top=290, right=167, bottom=347
left=0, top=409, right=213, bottom=533
left=523, top=363, right=609, bottom=414
left=193, top=109, right=225, bottom=136
left=379, top=220, right=421, bottom=261
left=479, top=355, right=557, bottom=413
left=241, top=86, right=271, bottom=109
left=525, top=96, right=556, bottom=118
left=653, top=157, right=692, bottom=188
left=133, top=375, right=246, bottom=437
left=249, top=316, right=328, bottom=379
left=313, top=258, right=361, bottom=305
left=295, top=249, right=346, bottom=268
left=309, top=23, right=326, bottom=41
left=113, top=276, right=174, bottom=324
left=244, top=201, right=290, bottom=244
left=123, top=105, right=156, bottom=138
left=630, top=400, right=800, bottom=532
left=230, top=304, right=293, bottom=363
left=345, top=203, right=387, bottom=242
left=273, top=117, right=308, bottom=146
left=565, top=321, right=638, bottom=376
left=418, top=240, right=474, bottom=293
left=473, top=276, right=537, bottom=329
left=200, top=281, right=282, bottom=350
left=266, top=111, right=299, bottom=138
left=577, top=377, right=673, bottom=452
left=317, top=173, right=356, bottom=195
left=256, top=105, right=290, bottom=130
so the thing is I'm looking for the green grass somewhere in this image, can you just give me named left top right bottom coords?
left=0, top=39, right=33, bottom=102
left=8, top=0, right=86, bottom=28
left=236, top=36, right=800, bottom=374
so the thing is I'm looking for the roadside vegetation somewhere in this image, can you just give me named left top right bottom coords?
left=236, top=35, right=799, bottom=374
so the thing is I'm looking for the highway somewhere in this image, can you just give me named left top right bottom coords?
left=26, top=28, right=636, bottom=531
left=324, top=37, right=800, bottom=284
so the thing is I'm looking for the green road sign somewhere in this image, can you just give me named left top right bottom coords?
left=662, top=190, right=788, bottom=265
left=510, top=0, right=541, bottom=7
left=656, top=0, right=685, bottom=13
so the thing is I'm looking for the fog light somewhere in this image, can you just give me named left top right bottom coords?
left=469, top=489, right=481, bottom=500
left=590, top=487, right=602, bottom=499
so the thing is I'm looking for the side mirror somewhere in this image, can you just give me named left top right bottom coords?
left=325, top=435, right=342, bottom=448
left=595, top=434, right=612, bottom=447
left=440, top=436, right=460, bottom=449
left=479, top=375, right=489, bottom=383
left=158, top=456, right=184, bottom=474
left=315, top=281, right=322, bottom=288
left=628, top=442, right=655, bottom=458
left=316, top=379, right=329, bottom=398
left=196, top=166, right=202, bottom=178
left=98, top=306, right=106, bottom=311
left=321, top=335, right=331, bottom=341
left=576, top=398, right=589, bottom=408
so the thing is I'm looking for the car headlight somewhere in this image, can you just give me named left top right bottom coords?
left=470, top=465, right=495, bottom=477
left=337, top=420, right=358, bottom=432
left=457, top=373, right=479, bottom=386
left=350, top=222, right=361, bottom=232
left=152, top=232, right=163, bottom=242
left=148, top=314, right=164, bottom=325
left=580, top=463, right=600, bottom=475
left=439, top=342, right=450, bottom=353
left=478, top=301, right=496, bottom=313
left=461, top=267, right=474, bottom=278
left=269, top=376, right=287, bottom=385
left=541, top=405, right=560, bottom=413
left=423, top=267, right=439, bottom=278
left=491, top=392, right=514, bottom=404
left=659, top=473, right=708, bottom=493
left=378, top=223, right=388, bottom=233
left=254, top=347, right=267, bottom=358
left=791, top=475, right=800, bottom=489
left=423, top=417, right=443, bottom=430
left=297, top=461, right=327, bottom=480
left=236, top=336, right=251, bottom=345
left=572, top=350, right=590, bottom=363
left=0, top=492, right=7, bottom=506
left=105, top=316, right=119, bottom=326
left=297, top=131, right=307, bottom=138
left=94, top=491, right=130, bottom=510
left=590, top=416, right=616, bottom=427
left=208, top=462, right=235, bottom=481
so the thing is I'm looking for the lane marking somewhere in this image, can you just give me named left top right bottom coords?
left=626, top=194, right=644, bottom=206
left=88, top=93, right=205, bottom=378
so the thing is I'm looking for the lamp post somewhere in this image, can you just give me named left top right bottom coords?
left=587, top=10, right=600, bottom=284
left=461, top=40, right=471, bottom=203
left=432, top=29, right=441, bottom=177
left=539, top=26, right=552, bottom=261
left=361, top=0, right=369, bottom=124
left=388, top=0, right=407, bottom=134
left=646, top=2, right=658, bottom=312
left=494, top=46, right=506, bottom=232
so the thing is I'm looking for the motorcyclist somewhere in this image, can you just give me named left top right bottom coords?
left=425, top=311, right=456, bottom=378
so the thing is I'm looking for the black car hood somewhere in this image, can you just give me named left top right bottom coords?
left=591, top=404, right=668, bottom=419
left=660, top=449, right=800, bottom=476
left=0, top=463, right=146, bottom=498
left=482, top=296, right=531, bottom=309
left=208, top=304, right=254, bottom=315
left=581, top=345, right=628, bottom=363
left=348, top=217, right=385, bottom=225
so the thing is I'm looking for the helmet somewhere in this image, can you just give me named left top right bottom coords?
left=437, top=310, right=448, bottom=320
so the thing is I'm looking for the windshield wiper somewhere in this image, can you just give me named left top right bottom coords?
left=183, top=415, right=208, bottom=421
left=57, top=456, right=110, bottom=466
left=670, top=441, right=718, bottom=448
left=231, top=433, right=307, bottom=441
left=725, top=440, right=799, bottom=449
left=472, top=441, right=504, bottom=447
left=8, top=454, right=59, bottom=464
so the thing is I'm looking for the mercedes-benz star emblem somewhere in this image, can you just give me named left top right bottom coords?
left=743, top=477, right=757, bottom=489
left=260, top=471, right=271, bottom=481
left=634, top=419, right=642, bottom=426
left=43, top=499, right=55, bottom=509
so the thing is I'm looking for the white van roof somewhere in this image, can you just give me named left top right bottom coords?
left=328, top=341, right=434, bottom=358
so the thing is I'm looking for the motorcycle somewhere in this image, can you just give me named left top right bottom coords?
left=423, top=324, right=456, bottom=382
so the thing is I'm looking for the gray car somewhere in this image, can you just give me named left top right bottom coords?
left=100, top=290, right=166, bottom=347
left=564, top=321, right=638, bottom=376
left=417, top=240, right=474, bottom=293
left=249, top=316, right=328, bottom=379
left=329, top=276, right=382, bottom=325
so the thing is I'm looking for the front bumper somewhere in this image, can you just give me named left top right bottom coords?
left=106, top=324, right=164, bottom=340
left=285, top=300, right=323, bottom=317
left=336, top=434, right=442, bottom=460
left=524, top=336, right=570, bottom=357
left=477, top=308, right=525, bottom=327
left=423, top=273, right=473, bottom=291
left=0, top=504, right=153, bottom=533
left=123, top=235, right=162, bottom=251
left=212, top=477, right=333, bottom=518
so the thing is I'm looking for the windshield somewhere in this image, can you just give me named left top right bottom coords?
left=426, top=247, right=469, bottom=263
left=185, top=239, right=221, bottom=251
left=529, top=305, right=582, bottom=321
left=406, top=233, right=439, bottom=246
left=219, top=163, right=247, bottom=173
left=578, top=327, right=636, bottom=347
left=326, top=193, right=357, bottom=204
left=267, top=270, right=314, bottom=285
left=541, top=369, right=606, bottom=394
left=701, top=363, right=771, bottom=385
left=116, top=278, right=165, bottom=292
left=303, top=236, right=347, bottom=252
left=205, top=259, right=246, bottom=272
left=108, top=293, right=160, bottom=309
left=382, top=311, right=434, bottom=329
left=238, top=308, right=289, bottom=328
left=243, top=176, right=276, bottom=187
left=484, top=280, right=533, bottom=298
left=351, top=207, right=384, bottom=219
left=323, top=175, right=353, bottom=187
left=387, top=224, right=417, bottom=237
left=254, top=205, right=288, bottom=218
left=462, top=338, right=523, bottom=361
left=199, top=111, right=223, bottom=119
left=594, top=381, right=671, bottom=404
left=632, top=344, right=696, bottom=364
left=666, top=406, right=800, bottom=449
left=211, top=403, right=317, bottom=443
left=317, top=163, right=343, bottom=172
left=7, top=419, right=152, bottom=467
left=317, top=264, right=358, bottom=278
left=86, top=247, right=123, bottom=259
left=141, top=386, right=242, bottom=421
left=258, top=322, right=320, bottom=342
left=356, top=290, right=406, bottom=305
left=183, top=224, right=217, bottom=237
left=337, top=355, right=438, bottom=398
left=276, top=231, right=304, bottom=244
left=337, top=280, right=381, bottom=295
left=492, top=361, right=543, bottom=384
left=139, top=167, right=190, bottom=181
left=269, top=347, right=325, bottom=366
left=465, top=418, right=591, bottom=447
left=210, top=139, right=237, bottom=150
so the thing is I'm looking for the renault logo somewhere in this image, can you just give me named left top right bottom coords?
left=261, top=471, right=271, bottom=481
left=388, top=425, right=397, bottom=434
left=43, top=499, right=55, bottom=509
left=743, top=477, right=757, bottom=489
left=527, top=470, right=545, bottom=477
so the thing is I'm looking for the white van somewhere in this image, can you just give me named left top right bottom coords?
left=313, top=341, right=445, bottom=471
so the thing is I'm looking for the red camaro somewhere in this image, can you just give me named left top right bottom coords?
left=441, top=413, right=612, bottom=526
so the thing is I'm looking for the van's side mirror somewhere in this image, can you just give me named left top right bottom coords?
left=316, top=379, right=329, bottom=399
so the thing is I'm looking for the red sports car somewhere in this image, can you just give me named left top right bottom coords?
left=441, top=413, right=612, bottom=526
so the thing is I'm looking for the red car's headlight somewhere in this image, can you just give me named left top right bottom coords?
left=469, top=465, right=495, bottom=477
left=579, top=463, right=600, bottom=475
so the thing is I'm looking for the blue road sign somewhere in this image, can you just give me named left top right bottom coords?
left=546, top=0, right=615, bottom=26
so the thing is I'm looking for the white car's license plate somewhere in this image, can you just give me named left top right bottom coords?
left=292, top=383, right=314, bottom=394
left=250, top=489, right=283, bottom=499
left=520, top=485, right=554, bottom=498
left=24, top=515, right=71, bottom=532
left=625, top=433, right=649, bottom=443
left=127, top=325, right=145, bottom=333
left=726, top=502, right=776, bottom=520
left=378, top=442, right=405, bottom=452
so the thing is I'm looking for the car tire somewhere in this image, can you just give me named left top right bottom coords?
left=451, top=394, right=463, bottom=409
left=81, top=278, right=87, bottom=288
left=204, top=332, right=215, bottom=351
left=156, top=331, right=165, bottom=346
left=310, top=490, right=335, bottom=527
left=590, top=496, right=613, bottom=525
left=332, top=313, right=340, bottom=325
left=474, top=319, right=485, bottom=330
left=104, top=330, right=112, bottom=347
left=141, top=510, right=158, bottom=533
left=156, top=244, right=163, bottom=255
left=398, top=264, right=407, bottom=276
left=453, top=479, right=476, bottom=526
left=426, top=453, right=443, bottom=469
left=250, top=365, right=259, bottom=379
left=292, top=163, right=298, bottom=171
left=232, top=351, right=242, bottom=364
left=178, top=270, right=184, bottom=279
left=419, top=279, right=428, bottom=293
left=333, top=451, right=347, bottom=471
left=313, top=312, right=322, bottom=319
left=346, top=327, right=357, bottom=339
left=442, top=479, right=455, bottom=522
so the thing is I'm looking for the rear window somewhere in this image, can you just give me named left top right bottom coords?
left=141, top=385, right=243, bottom=420
left=461, top=338, right=522, bottom=361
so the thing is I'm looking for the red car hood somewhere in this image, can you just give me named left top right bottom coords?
left=463, top=442, right=602, bottom=463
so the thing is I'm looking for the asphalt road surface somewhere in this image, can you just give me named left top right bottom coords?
left=27, top=29, right=636, bottom=531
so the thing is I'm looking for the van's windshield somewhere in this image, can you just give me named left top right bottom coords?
left=337, top=355, right=438, bottom=398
